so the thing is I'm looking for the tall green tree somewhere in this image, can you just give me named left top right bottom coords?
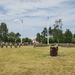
left=15, top=33, right=21, bottom=42
left=22, top=37, right=32, bottom=43
left=64, top=29, right=72, bottom=43
left=8, top=32, right=16, bottom=42
left=53, top=19, right=62, bottom=43
left=0, top=22, right=8, bottom=42
left=41, top=27, right=47, bottom=37
left=74, top=33, right=75, bottom=38
left=72, top=38, right=75, bottom=43
left=36, top=33, right=41, bottom=42
left=41, top=36, right=47, bottom=44
left=49, top=37, right=55, bottom=43
left=49, top=26, right=52, bottom=36
left=15, top=33, right=21, bottom=38
left=8, top=32, right=21, bottom=42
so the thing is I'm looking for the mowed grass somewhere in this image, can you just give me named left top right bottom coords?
left=0, top=46, right=75, bottom=75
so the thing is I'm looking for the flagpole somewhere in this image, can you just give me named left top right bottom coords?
left=21, top=19, right=23, bottom=44
left=47, top=17, right=49, bottom=45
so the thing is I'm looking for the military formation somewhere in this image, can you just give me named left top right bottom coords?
left=0, top=42, right=21, bottom=48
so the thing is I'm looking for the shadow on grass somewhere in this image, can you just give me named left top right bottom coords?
left=43, top=53, right=67, bottom=58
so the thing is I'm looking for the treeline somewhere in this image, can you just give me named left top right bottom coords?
left=0, top=22, right=32, bottom=43
left=36, top=19, right=75, bottom=44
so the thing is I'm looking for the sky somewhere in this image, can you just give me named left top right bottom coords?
left=0, top=0, right=75, bottom=39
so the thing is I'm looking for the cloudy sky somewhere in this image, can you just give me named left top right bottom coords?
left=0, top=0, right=75, bottom=39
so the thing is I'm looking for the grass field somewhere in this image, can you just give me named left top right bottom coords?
left=0, top=46, right=75, bottom=75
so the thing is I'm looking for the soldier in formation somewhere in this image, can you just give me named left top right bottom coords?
left=0, top=42, right=4, bottom=48
left=9, top=42, right=12, bottom=48
left=14, top=43, right=17, bottom=48
left=5, top=42, right=8, bottom=48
